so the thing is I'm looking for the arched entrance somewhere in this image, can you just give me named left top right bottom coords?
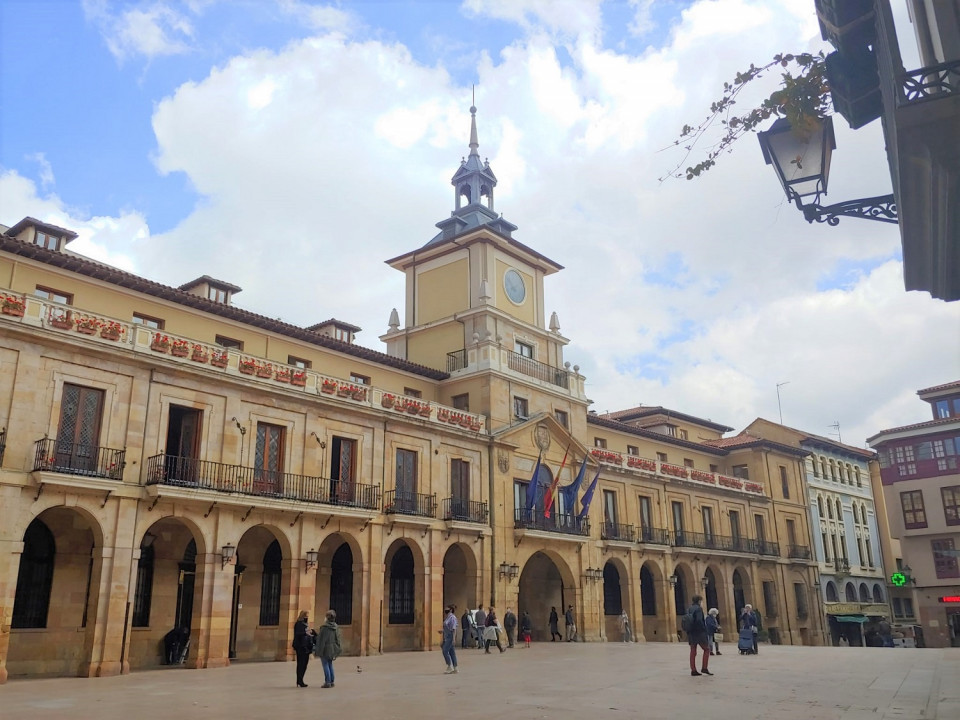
left=732, top=568, right=748, bottom=617
left=7, top=508, right=102, bottom=678
left=517, top=551, right=573, bottom=643
left=640, top=563, right=666, bottom=641
left=602, top=560, right=627, bottom=640
left=704, top=567, right=720, bottom=613
left=383, top=539, right=425, bottom=652
left=316, top=533, right=362, bottom=655
left=673, top=563, right=694, bottom=634
left=442, top=543, right=478, bottom=618
left=230, top=525, right=288, bottom=661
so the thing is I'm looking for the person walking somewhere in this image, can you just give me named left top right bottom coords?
left=564, top=605, right=576, bottom=642
left=484, top=606, right=505, bottom=653
left=618, top=610, right=632, bottom=643
left=461, top=608, right=474, bottom=649
left=740, top=604, right=759, bottom=655
left=549, top=606, right=561, bottom=642
left=706, top=608, right=721, bottom=655
left=503, top=608, right=517, bottom=648
left=520, top=611, right=533, bottom=648
left=293, top=610, right=316, bottom=688
left=439, top=605, right=459, bottom=674
left=474, top=606, right=487, bottom=649
left=686, top=595, right=712, bottom=676
left=315, top=609, right=343, bottom=688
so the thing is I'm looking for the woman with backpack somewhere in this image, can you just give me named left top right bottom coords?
left=315, top=609, right=343, bottom=688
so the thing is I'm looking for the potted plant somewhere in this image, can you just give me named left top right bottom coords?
left=1, top=294, right=25, bottom=317
left=256, top=363, right=273, bottom=378
left=210, top=350, right=228, bottom=368
left=291, top=370, right=307, bottom=387
left=320, top=379, right=337, bottom=394
left=275, top=368, right=291, bottom=383
left=75, top=316, right=100, bottom=335
left=351, top=387, right=367, bottom=401
left=170, top=338, right=190, bottom=357
left=150, top=333, right=171, bottom=352
left=239, top=358, right=257, bottom=375
left=381, top=393, right=395, bottom=408
left=100, top=321, right=123, bottom=341
left=190, top=344, right=209, bottom=363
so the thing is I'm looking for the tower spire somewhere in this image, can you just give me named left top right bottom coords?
left=469, top=104, right=479, bottom=157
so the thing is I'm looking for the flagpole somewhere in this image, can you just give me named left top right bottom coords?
left=544, top=445, right=571, bottom=518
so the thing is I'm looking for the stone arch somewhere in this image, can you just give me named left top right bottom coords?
left=731, top=566, right=751, bottom=617
left=7, top=507, right=103, bottom=678
left=516, top=550, right=576, bottom=642
left=858, top=583, right=870, bottom=602
left=230, top=524, right=290, bottom=662
left=872, top=583, right=884, bottom=603
left=844, top=582, right=857, bottom=602
left=671, top=561, right=696, bottom=620
left=639, top=561, right=666, bottom=642
left=316, top=532, right=364, bottom=655
left=442, top=542, right=479, bottom=619
left=703, top=565, right=724, bottom=614
left=382, top=538, right=426, bottom=652
left=825, top=581, right=839, bottom=602
left=601, top=557, right=629, bottom=640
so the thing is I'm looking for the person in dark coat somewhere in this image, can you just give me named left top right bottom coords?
left=503, top=608, right=518, bottom=648
left=705, top=607, right=721, bottom=655
left=564, top=605, right=576, bottom=641
left=474, top=606, right=487, bottom=649
left=740, top=604, right=759, bottom=655
left=549, top=606, right=561, bottom=641
left=686, top=595, right=712, bottom=676
left=292, top=610, right=316, bottom=688
left=461, top=609, right=474, bottom=649
left=484, top=606, right=504, bottom=653
left=315, top=609, right=343, bottom=688
left=520, top=611, right=533, bottom=647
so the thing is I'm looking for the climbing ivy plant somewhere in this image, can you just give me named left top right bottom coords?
left=661, top=52, right=831, bottom=181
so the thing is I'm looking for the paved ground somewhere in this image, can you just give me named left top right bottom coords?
left=3, top=642, right=958, bottom=720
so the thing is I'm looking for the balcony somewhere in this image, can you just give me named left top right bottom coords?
left=601, top=522, right=635, bottom=542
left=756, top=540, right=781, bottom=557
left=33, top=438, right=125, bottom=481
left=506, top=350, right=570, bottom=389
left=446, top=349, right=467, bottom=372
left=440, top=497, right=488, bottom=524
left=788, top=544, right=813, bottom=560
left=672, top=531, right=752, bottom=553
left=514, top=509, right=589, bottom=537
left=144, top=454, right=380, bottom=509
left=383, top=490, right=436, bottom=518
left=637, top=526, right=672, bottom=545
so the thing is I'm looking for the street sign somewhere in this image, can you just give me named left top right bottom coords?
left=938, top=596, right=960, bottom=603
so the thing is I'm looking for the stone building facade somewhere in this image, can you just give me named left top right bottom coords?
left=0, top=109, right=824, bottom=682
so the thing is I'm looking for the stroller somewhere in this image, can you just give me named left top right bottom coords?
left=737, top=627, right=755, bottom=655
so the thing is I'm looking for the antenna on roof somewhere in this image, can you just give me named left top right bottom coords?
left=776, top=381, right=790, bottom=424
left=828, top=421, right=842, bottom=443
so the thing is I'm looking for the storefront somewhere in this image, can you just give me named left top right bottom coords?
left=824, top=602, right=889, bottom=646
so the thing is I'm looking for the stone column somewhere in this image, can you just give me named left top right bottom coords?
left=0, top=531, right=24, bottom=684
left=193, top=552, right=233, bottom=669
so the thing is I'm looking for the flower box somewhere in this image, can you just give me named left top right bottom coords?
left=210, top=352, right=228, bottom=369
left=76, top=323, right=98, bottom=335
left=352, top=388, right=367, bottom=401
left=744, top=482, right=764, bottom=495
left=170, top=345, right=189, bottom=357
left=717, top=475, right=743, bottom=490
left=256, top=364, right=273, bottom=378
left=381, top=394, right=396, bottom=408
left=660, top=463, right=688, bottom=478
left=50, top=314, right=74, bottom=330
left=275, top=369, right=291, bottom=383
left=627, top=456, right=657, bottom=472
left=100, top=328, right=121, bottom=341
left=2, top=296, right=25, bottom=316
left=337, top=386, right=351, bottom=397
left=437, top=408, right=450, bottom=422
left=190, top=346, right=209, bottom=363
left=239, top=359, right=257, bottom=375
left=150, top=333, right=171, bottom=352
left=690, top=470, right=716, bottom=484
left=320, top=380, right=337, bottom=394
left=590, top=449, right=623, bottom=465
left=291, top=371, right=307, bottom=387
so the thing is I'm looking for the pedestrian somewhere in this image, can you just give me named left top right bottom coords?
left=503, top=608, right=517, bottom=648
left=292, top=609, right=316, bottom=688
left=740, top=604, right=759, bottom=655
left=565, top=605, right=576, bottom=642
left=315, top=609, right=343, bottom=688
left=461, top=608, right=474, bottom=649
left=706, top=608, right=721, bottom=655
left=520, top=611, right=533, bottom=647
left=618, top=610, right=632, bottom=643
left=686, top=595, right=712, bottom=677
left=549, top=606, right=561, bottom=642
left=474, top=606, right=487, bottom=649
left=439, top=605, right=459, bottom=674
left=484, top=606, right=505, bottom=653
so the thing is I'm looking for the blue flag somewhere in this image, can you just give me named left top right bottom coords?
left=523, top=453, right=542, bottom=516
left=576, top=466, right=601, bottom=522
left=559, top=456, right=588, bottom=513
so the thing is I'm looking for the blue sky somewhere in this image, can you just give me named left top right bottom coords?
left=1, top=0, right=956, bottom=444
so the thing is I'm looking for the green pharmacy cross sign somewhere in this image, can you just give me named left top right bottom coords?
left=891, top=572, right=907, bottom=587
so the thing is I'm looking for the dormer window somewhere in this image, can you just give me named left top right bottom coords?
left=35, top=230, right=60, bottom=251
left=179, top=276, right=241, bottom=306
left=6, top=217, right=77, bottom=250
left=208, top=287, right=227, bottom=303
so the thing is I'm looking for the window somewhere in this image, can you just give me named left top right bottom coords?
left=935, top=399, right=952, bottom=418
left=626, top=445, right=639, bottom=456
left=762, top=581, right=778, bottom=618
left=865, top=539, right=874, bottom=567
left=207, top=286, right=228, bottom=303
left=892, top=597, right=904, bottom=618
left=854, top=467, right=862, bottom=487
left=702, top=506, right=714, bottom=539
left=259, top=541, right=282, bottom=626
left=133, top=312, right=164, bottom=329
left=729, top=510, right=741, bottom=545
left=794, top=583, right=808, bottom=619
left=329, top=543, right=353, bottom=625
left=288, top=355, right=311, bottom=369
left=515, top=340, right=534, bottom=358
left=829, top=460, right=837, bottom=480
left=932, top=538, right=960, bottom=578
left=594, top=437, right=607, bottom=449
left=254, top=423, right=285, bottom=494
left=678, top=429, right=688, bottom=440
left=638, top=495, right=653, bottom=530
left=902, top=598, right=914, bottom=617
left=12, top=519, right=55, bottom=628
left=942, top=486, right=960, bottom=526
left=732, top=464, right=749, bottom=480
left=817, top=496, right=824, bottom=517
left=780, top=466, right=790, bottom=499
left=900, top=490, right=927, bottom=529
left=34, top=229, right=60, bottom=250
left=513, top=396, right=529, bottom=419
left=671, top=501, right=685, bottom=539
left=603, top=490, right=618, bottom=526
left=811, top=456, right=820, bottom=477
left=450, top=459, right=470, bottom=514
left=350, top=373, right=369, bottom=385
left=35, top=285, right=72, bottom=305
left=555, top=410, right=568, bottom=429
left=683, top=458, right=694, bottom=468
left=56, top=383, right=105, bottom=474
left=330, top=436, right=357, bottom=502
left=452, top=393, right=469, bottom=411
left=403, top=387, right=422, bottom=398
left=709, top=464, right=718, bottom=473
left=215, top=334, right=243, bottom=350
left=388, top=545, right=415, bottom=624
left=754, top=514, right=766, bottom=543
left=656, top=452, right=668, bottom=463
left=334, top=327, right=351, bottom=342
left=132, top=544, right=154, bottom=627
left=821, top=531, right=830, bottom=561
left=395, top=448, right=418, bottom=498
left=786, top=518, right=797, bottom=547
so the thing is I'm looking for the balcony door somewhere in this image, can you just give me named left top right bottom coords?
left=639, top=495, right=653, bottom=541
left=165, top=406, right=202, bottom=484
left=702, top=506, right=715, bottom=545
left=672, top=501, right=685, bottom=545
left=395, top=448, right=418, bottom=512
left=56, top=383, right=104, bottom=474
left=450, top=459, right=470, bottom=519
left=330, top=436, right=357, bottom=503
left=254, top=423, right=285, bottom=495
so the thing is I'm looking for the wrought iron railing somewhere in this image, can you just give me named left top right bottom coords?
left=446, top=349, right=467, bottom=372
left=756, top=540, right=781, bottom=557
left=383, top=490, right=436, bottom=518
left=441, top=497, right=488, bottom=523
left=637, top=526, right=671, bottom=545
left=900, top=58, right=960, bottom=104
left=601, top=522, right=635, bottom=542
left=506, top=350, right=570, bottom=389
left=787, top=544, right=812, bottom=560
left=33, top=437, right=125, bottom=480
left=514, top=509, right=589, bottom=536
left=144, top=454, right=380, bottom=509
left=834, top=558, right=851, bottom=572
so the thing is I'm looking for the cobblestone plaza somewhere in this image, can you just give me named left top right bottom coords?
left=2, top=642, right=957, bottom=720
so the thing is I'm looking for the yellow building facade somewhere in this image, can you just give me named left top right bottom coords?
left=0, top=111, right=824, bottom=682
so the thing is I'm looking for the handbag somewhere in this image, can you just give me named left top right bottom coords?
left=714, top=632, right=724, bottom=642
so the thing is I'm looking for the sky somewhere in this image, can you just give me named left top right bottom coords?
left=0, top=0, right=956, bottom=449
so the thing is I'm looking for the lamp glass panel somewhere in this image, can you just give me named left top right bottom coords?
left=760, top=117, right=834, bottom=200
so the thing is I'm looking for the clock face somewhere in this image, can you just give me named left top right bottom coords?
left=503, top=268, right=526, bottom=304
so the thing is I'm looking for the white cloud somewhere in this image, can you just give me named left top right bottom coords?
left=26, top=153, right=56, bottom=190
left=83, top=0, right=196, bottom=62
left=8, top=0, right=958, bottom=448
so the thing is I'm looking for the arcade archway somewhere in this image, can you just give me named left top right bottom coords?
left=517, top=551, right=575, bottom=642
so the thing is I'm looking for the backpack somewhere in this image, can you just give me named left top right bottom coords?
left=681, top=609, right=694, bottom=634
